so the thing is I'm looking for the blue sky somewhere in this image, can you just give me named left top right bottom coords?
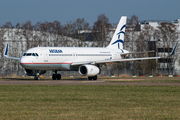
left=0, top=0, right=179, bottom=26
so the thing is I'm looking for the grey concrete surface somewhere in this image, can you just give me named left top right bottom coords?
left=0, top=78, right=180, bottom=85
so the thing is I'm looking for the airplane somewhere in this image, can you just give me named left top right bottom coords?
left=4, top=16, right=177, bottom=80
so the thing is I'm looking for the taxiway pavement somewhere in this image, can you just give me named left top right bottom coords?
left=0, top=78, right=180, bottom=85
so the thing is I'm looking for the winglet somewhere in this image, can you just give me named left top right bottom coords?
left=170, top=43, right=178, bottom=56
left=4, top=44, right=20, bottom=60
left=4, top=44, right=8, bottom=56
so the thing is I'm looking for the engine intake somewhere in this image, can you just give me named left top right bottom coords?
left=79, top=65, right=100, bottom=76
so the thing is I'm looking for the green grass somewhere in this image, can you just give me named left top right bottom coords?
left=0, top=85, right=180, bottom=120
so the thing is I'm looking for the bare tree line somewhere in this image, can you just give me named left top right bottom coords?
left=124, top=15, right=179, bottom=75
left=0, top=14, right=179, bottom=76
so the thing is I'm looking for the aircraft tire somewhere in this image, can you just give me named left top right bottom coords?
left=34, top=76, right=39, bottom=80
left=93, top=76, right=97, bottom=80
left=88, top=77, right=93, bottom=80
left=57, top=74, right=61, bottom=80
left=52, top=74, right=56, bottom=80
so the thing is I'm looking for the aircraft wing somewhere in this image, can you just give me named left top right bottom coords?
left=71, top=57, right=161, bottom=66
left=71, top=43, right=178, bottom=66
left=4, top=44, right=20, bottom=60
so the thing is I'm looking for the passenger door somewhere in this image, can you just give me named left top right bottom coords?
left=41, top=49, right=48, bottom=62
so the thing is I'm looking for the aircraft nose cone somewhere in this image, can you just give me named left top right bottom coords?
left=20, top=57, right=30, bottom=68
left=20, top=57, right=25, bottom=64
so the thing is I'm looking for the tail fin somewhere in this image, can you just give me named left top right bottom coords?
left=107, top=16, right=127, bottom=49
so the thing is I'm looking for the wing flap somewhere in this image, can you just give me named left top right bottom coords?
left=71, top=43, right=178, bottom=66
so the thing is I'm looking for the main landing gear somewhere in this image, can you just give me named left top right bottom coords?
left=88, top=75, right=97, bottom=80
left=52, top=70, right=61, bottom=80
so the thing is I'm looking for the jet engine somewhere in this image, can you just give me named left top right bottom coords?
left=79, top=65, right=100, bottom=76
left=25, top=69, right=46, bottom=76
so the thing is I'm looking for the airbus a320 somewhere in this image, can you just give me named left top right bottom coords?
left=4, top=16, right=177, bottom=80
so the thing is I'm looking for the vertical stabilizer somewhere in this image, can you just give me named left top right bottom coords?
left=107, top=16, right=127, bottom=49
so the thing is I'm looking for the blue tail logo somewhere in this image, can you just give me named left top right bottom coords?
left=5, top=44, right=8, bottom=56
left=111, top=24, right=126, bottom=49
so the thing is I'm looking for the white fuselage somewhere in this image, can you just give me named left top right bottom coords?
left=20, top=47, right=129, bottom=71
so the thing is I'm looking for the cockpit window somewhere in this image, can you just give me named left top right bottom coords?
left=23, top=53, right=39, bottom=56
left=23, top=53, right=26, bottom=56
left=26, top=53, right=32, bottom=56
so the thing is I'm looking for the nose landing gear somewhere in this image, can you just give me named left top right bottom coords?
left=34, top=71, right=40, bottom=80
left=52, top=70, right=61, bottom=80
left=34, top=76, right=39, bottom=80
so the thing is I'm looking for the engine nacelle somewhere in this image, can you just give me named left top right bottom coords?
left=79, top=65, right=100, bottom=76
left=25, top=69, right=46, bottom=76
